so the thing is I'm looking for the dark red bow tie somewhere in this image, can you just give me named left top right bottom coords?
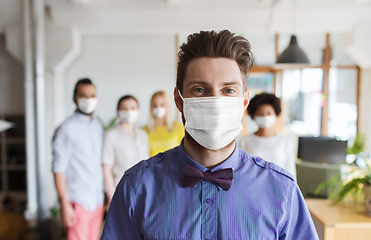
left=181, top=165, right=233, bottom=191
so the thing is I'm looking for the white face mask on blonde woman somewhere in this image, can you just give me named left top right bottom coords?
left=153, top=108, right=166, bottom=118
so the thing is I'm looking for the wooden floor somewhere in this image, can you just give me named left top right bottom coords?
left=0, top=211, right=28, bottom=240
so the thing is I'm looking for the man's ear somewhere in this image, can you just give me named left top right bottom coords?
left=73, top=96, right=77, bottom=106
left=174, top=87, right=183, bottom=113
left=243, top=90, right=249, bottom=111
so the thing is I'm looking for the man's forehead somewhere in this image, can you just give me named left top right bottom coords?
left=185, top=80, right=242, bottom=87
left=77, top=84, right=95, bottom=91
left=184, top=57, right=243, bottom=84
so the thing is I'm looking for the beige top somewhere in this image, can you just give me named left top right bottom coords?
left=239, top=133, right=297, bottom=180
left=102, top=125, right=150, bottom=185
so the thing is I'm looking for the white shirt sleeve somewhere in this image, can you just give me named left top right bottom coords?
left=52, top=124, right=72, bottom=173
left=238, top=135, right=252, bottom=155
left=285, top=138, right=297, bottom=181
left=142, top=130, right=150, bottom=159
left=102, top=130, right=115, bottom=166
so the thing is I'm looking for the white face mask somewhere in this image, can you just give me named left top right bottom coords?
left=118, top=110, right=139, bottom=124
left=179, top=91, right=245, bottom=150
left=153, top=107, right=166, bottom=118
left=77, top=98, right=98, bottom=115
left=254, top=116, right=276, bottom=129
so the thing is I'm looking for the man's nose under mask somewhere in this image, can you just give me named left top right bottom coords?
left=179, top=91, right=245, bottom=150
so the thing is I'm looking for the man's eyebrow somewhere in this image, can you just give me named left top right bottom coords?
left=186, top=80, right=209, bottom=86
left=186, top=81, right=242, bottom=86
left=223, top=81, right=242, bottom=86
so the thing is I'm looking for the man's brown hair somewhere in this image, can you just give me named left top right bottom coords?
left=176, top=30, right=253, bottom=93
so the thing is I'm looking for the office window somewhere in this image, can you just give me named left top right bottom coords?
left=7, top=144, right=26, bottom=166
left=282, top=68, right=323, bottom=136
left=328, top=68, right=358, bottom=144
left=0, top=115, right=27, bottom=212
left=7, top=170, right=26, bottom=191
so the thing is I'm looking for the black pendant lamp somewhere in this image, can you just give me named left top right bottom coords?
left=276, top=35, right=309, bottom=64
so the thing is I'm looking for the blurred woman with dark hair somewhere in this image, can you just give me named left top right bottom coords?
left=102, top=95, right=149, bottom=205
left=239, top=93, right=296, bottom=179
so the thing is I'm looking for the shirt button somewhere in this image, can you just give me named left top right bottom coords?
left=206, top=198, right=213, bottom=204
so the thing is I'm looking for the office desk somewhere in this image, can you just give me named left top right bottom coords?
left=306, top=199, right=371, bottom=240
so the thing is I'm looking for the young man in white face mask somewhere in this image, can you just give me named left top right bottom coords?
left=101, top=30, right=319, bottom=240
left=53, top=78, right=104, bottom=240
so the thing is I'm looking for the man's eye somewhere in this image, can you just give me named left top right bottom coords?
left=195, top=88, right=204, bottom=93
left=225, top=89, right=235, bottom=93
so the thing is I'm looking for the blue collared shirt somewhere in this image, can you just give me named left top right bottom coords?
left=52, top=111, right=104, bottom=211
left=101, top=142, right=319, bottom=240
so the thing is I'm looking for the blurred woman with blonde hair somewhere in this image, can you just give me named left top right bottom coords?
left=143, top=91, right=184, bottom=156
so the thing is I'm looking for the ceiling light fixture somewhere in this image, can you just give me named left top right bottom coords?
left=276, top=0, right=309, bottom=64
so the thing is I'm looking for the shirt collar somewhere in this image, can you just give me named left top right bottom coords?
left=117, top=124, right=138, bottom=138
left=177, top=139, right=240, bottom=173
left=177, top=139, right=239, bottom=191
left=74, top=110, right=94, bottom=122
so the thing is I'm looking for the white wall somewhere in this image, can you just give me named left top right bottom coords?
left=0, top=35, right=24, bottom=114
left=65, top=34, right=177, bottom=127
left=0, top=0, right=22, bottom=34
left=346, top=20, right=371, bottom=68
left=44, top=32, right=178, bottom=214
left=359, top=68, right=371, bottom=153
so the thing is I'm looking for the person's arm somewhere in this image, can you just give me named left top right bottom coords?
left=285, top=138, right=297, bottom=181
left=52, top=125, right=74, bottom=229
left=238, top=136, right=249, bottom=152
left=279, top=183, right=319, bottom=240
left=54, top=173, right=76, bottom=228
left=102, top=164, right=115, bottom=205
left=101, top=177, right=142, bottom=239
left=238, top=136, right=245, bottom=149
left=143, top=131, right=150, bottom=159
left=102, top=131, right=116, bottom=204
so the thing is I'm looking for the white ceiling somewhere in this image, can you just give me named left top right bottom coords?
left=49, top=0, right=371, bottom=9
left=46, top=0, right=371, bottom=35
left=1, top=0, right=370, bottom=66
left=1, top=0, right=371, bottom=34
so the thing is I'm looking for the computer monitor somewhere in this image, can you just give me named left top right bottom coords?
left=297, top=136, right=347, bottom=164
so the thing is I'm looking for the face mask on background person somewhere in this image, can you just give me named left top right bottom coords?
left=254, top=116, right=276, bottom=129
left=118, top=110, right=139, bottom=124
left=153, top=108, right=166, bottom=118
left=77, top=98, right=98, bottom=115
left=179, top=91, right=245, bottom=150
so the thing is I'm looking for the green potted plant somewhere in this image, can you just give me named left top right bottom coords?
left=97, top=117, right=118, bottom=131
left=315, top=135, right=371, bottom=206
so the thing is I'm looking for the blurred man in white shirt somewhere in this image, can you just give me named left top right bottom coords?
left=52, top=78, right=104, bottom=240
